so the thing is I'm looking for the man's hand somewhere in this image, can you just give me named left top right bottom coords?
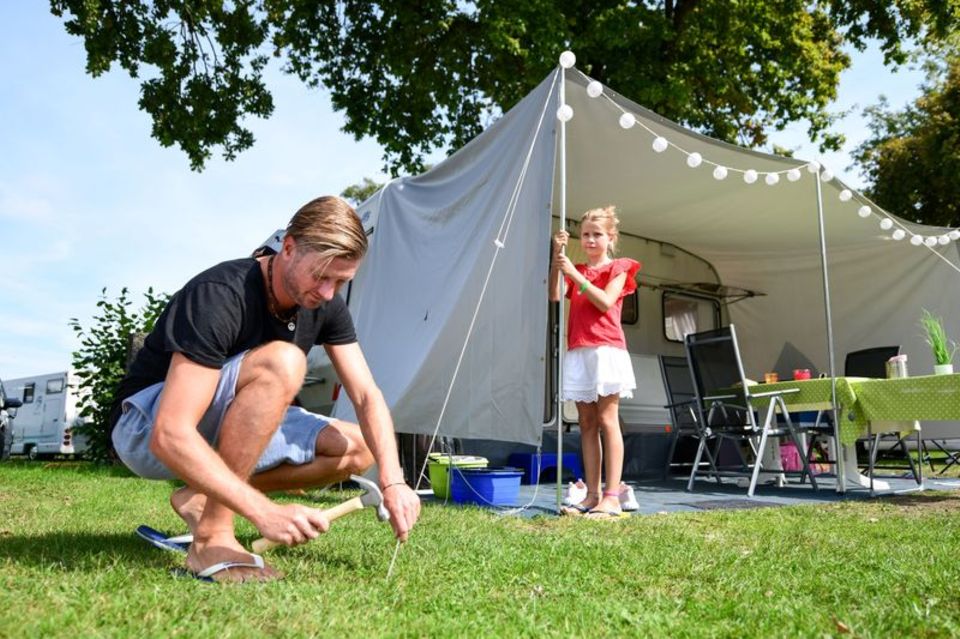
left=382, top=484, right=421, bottom=542
left=255, top=503, right=330, bottom=547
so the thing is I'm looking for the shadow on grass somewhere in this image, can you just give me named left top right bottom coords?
left=884, top=492, right=960, bottom=510
left=0, top=530, right=363, bottom=573
left=0, top=531, right=159, bottom=571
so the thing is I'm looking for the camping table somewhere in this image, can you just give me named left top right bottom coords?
left=747, top=374, right=960, bottom=492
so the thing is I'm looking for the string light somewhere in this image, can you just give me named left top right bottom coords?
left=574, top=70, right=960, bottom=250
left=557, top=104, right=573, bottom=122
left=559, top=51, right=576, bottom=69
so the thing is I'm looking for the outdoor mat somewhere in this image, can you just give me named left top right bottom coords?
left=682, top=499, right=784, bottom=511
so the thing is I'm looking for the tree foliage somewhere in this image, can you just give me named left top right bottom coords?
left=69, top=287, right=169, bottom=463
left=853, top=53, right=960, bottom=227
left=50, top=1, right=959, bottom=174
left=340, top=177, right=384, bottom=205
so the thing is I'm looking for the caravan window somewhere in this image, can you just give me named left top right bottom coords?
left=663, top=293, right=720, bottom=342
left=46, top=378, right=65, bottom=394
left=22, top=383, right=35, bottom=404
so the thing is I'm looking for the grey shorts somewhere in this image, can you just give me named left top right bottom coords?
left=112, top=351, right=331, bottom=480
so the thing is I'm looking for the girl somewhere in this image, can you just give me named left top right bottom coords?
left=550, top=206, right=641, bottom=519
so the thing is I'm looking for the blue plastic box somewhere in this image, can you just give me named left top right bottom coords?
left=450, top=467, right=523, bottom=507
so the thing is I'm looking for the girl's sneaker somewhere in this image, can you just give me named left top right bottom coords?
left=563, top=479, right=587, bottom=506
left=619, top=483, right=639, bottom=511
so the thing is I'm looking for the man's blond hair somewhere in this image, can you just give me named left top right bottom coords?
left=286, top=196, right=368, bottom=263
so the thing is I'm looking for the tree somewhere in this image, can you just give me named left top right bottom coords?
left=69, top=287, right=169, bottom=463
left=341, top=177, right=384, bottom=205
left=853, top=53, right=960, bottom=227
left=50, top=1, right=958, bottom=174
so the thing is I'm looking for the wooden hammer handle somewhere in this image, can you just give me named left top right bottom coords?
left=251, top=495, right=366, bottom=553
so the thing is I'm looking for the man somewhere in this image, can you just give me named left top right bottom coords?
left=111, top=196, right=420, bottom=582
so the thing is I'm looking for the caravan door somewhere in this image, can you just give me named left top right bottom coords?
left=42, top=374, right=67, bottom=448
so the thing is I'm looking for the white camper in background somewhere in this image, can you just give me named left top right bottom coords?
left=5, top=371, right=87, bottom=459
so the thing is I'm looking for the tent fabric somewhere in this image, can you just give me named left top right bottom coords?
left=336, top=66, right=960, bottom=446
left=559, top=70, right=960, bottom=378
left=334, top=73, right=559, bottom=445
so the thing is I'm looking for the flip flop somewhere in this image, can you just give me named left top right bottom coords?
left=171, top=553, right=267, bottom=583
left=559, top=503, right=590, bottom=516
left=136, top=525, right=193, bottom=554
left=583, top=509, right=630, bottom=521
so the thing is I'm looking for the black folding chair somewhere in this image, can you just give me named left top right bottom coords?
left=658, top=354, right=716, bottom=480
left=847, top=346, right=925, bottom=483
left=684, top=325, right=819, bottom=497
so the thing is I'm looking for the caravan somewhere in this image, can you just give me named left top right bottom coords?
left=5, top=371, right=87, bottom=459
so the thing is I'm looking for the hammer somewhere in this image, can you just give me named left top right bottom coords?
left=252, top=475, right=390, bottom=553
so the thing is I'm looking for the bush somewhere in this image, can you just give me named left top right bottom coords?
left=69, top=287, right=169, bottom=464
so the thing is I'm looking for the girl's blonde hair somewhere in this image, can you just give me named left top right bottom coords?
left=581, top=205, right=621, bottom=256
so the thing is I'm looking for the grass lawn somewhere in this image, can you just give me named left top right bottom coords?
left=2, top=461, right=960, bottom=638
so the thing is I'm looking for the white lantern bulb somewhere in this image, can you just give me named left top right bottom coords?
left=743, top=169, right=758, bottom=184
left=924, top=236, right=938, bottom=247
left=586, top=81, right=603, bottom=98
left=910, top=235, right=923, bottom=246
left=807, top=161, right=821, bottom=174
left=892, top=229, right=906, bottom=241
left=559, top=51, right=576, bottom=69
left=686, top=152, right=702, bottom=168
left=838, top=189, right=852, bottom=202
left=765, top=172, right=780, bottom=186
left=939, top=235, right=951, bottom=245
left=652, top=136, right=668, bottom=153
left=950, top=230, right=960, bottom=241
left=820, top=169, right=834, bottom=182
left=556, top=104, right=574, bottom=122
left=879, top=218, right=893, bottom=230
left=619, top=113, right=636, bottom=129
left=787, top=168, right=802, bottom=182
left=713, top=166, right=728, bottom=180
left=857, top=205, right=871, bottom=218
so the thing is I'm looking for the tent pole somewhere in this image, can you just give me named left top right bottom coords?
left=813, top=169, right=844, bottom=493
left=556, top=66, right=568, bottom=513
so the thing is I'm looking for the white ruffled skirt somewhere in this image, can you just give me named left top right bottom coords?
left=562, top=345, right=636, bottom=403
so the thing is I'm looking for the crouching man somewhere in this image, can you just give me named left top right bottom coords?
left=110, top=196, right=420, bottom=582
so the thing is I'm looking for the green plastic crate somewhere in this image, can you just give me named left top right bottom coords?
left=427, top=453, right=488, bottom=499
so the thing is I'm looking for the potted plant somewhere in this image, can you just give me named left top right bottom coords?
left=920, top=309, right=958, bottom=374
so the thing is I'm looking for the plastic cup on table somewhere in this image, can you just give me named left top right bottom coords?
left=764, top=372, right=779, bottom=384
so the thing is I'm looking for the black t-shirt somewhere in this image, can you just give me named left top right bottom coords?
left=111, top=258, right=356, bottom=426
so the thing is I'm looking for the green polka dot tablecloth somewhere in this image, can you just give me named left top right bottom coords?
left=744, top=374, right=960, bottom=445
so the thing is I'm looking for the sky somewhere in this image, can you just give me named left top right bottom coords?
left=0, top=4, right=928, bottom=381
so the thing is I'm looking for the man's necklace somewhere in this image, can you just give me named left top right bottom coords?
left=266, top=256, right=298, bottom=332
